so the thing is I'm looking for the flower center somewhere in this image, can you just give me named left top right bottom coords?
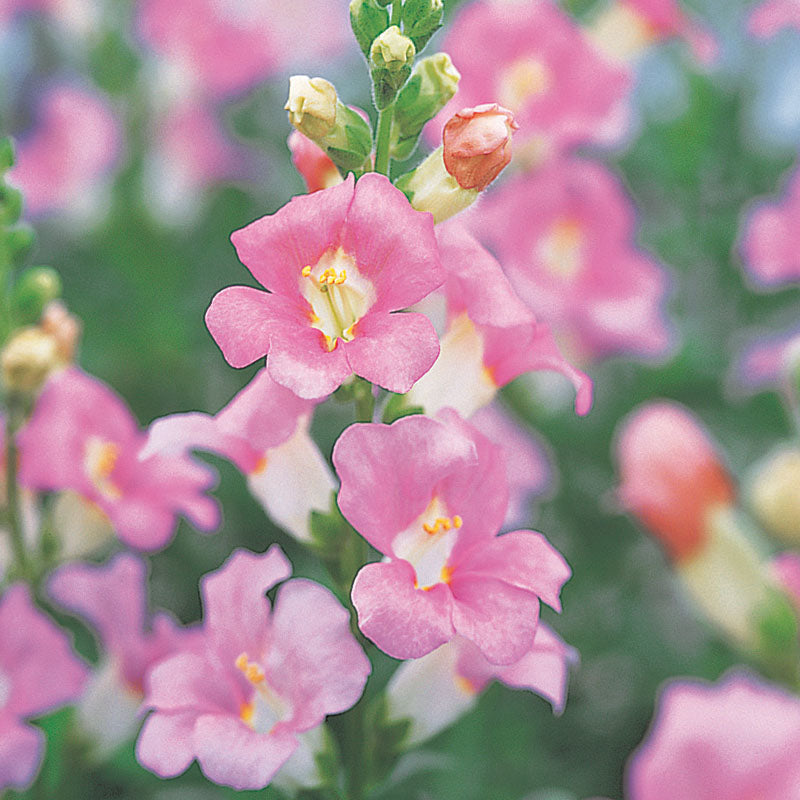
left=498, top=57, right=551, bottom=112
left=84, top=437, right=122, bottom=500
left=235, top=652, right=288, bottom=734
left=537, top=217, right=585, bottom=279
left=0, top=668, right=10, bottom=709
left=300, top=248, right=375, bottom=351
left=392, top=497, right=462, bottom=589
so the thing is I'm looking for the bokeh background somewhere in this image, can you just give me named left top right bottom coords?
left=2, top=0, right=800, bottom=797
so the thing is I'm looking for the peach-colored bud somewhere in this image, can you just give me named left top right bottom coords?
left=287, top=131, right=343, bottom=193
left=40, top=300, right=81, bottom=362
left=442, top=103, right=519, bottom=191
left=615, top=401, right=736, bottom=562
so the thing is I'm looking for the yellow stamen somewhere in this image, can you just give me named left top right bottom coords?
left=301, top=265, right=312, bottom=277
left=423, top=515, right=462, bottom=535
left=440, top=564, right=454, bottom=584
left=317, top=266, right=347, bottom=286
left=453, top=515, right=463, bottom=528
left=252, top=455, right=268, bottom=475
left=235, top=652, right=265, bottom=685
left=240, top=701, right=255, bottom=725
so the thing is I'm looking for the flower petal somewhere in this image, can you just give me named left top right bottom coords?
left=135, top=711, right=197, bottom=778
left=0, top=717, right=44, bottom=792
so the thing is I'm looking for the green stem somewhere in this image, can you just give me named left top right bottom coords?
left=354, top=378, right=375, bottom=423
left=373, top=106, right=394, bottom=176
left=390, top=0, right=402, bottom=27
left=4, top=402, right=29, bottom=580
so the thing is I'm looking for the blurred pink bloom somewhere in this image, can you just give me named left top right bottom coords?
left=48, top=554, right=202, bottom=756
left=442, top=104, right=518, bottom=191
left=739, top=167, right=800, bottom=288
left=287, top=131, right=342, bottom=193
left=136, top=0, right=350, bottom=98
left=627, top=671, right=800, bottom=799
left=335, top=412, right=571, bottom=664
left=0, top=584, right=88, bottom=792
left=407, top=223, right=592, bottom=417
left=748, top=0, right=800, bottom=37
left=615, top=401, right=735, bottom=562
left=206, top=174, right=443, bottom=399
left=386, top=623, right=577, bottom=745
left=136, top=546, right=370, bottom=790
left=17, top=367, right=219, bottom=551
left=773, top=552, right=800, bottom=610
left=733, top=324, right=800, bottom=393
left=145, top=368, right=335, bottom=542
left=9, top=84, right=121, bottom=220
left=475, top=158, right=674, bottom=363
left=426, top=0, right=630, bottom=164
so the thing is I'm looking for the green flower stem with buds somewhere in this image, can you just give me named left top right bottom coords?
left=4, top=400, right=30, bottom=581
left=373, top=0, right=404, bottom=176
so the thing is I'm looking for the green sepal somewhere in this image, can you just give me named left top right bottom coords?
left=6, top=226, right=35, bottom=261
left=402, top=0, right=444, bottom=52
left=371, top=64, right=413, bottom=110
left=0, top=183, right=23, bottom=227
left=0, top=137, right=14, bottom=173
left=350, top=0, right=391, bottom=58
left=382, top=392, right=424, bottom=423
left=362, top=694, right=412, bottom=788
left=11, top=266, right=62, bottom=325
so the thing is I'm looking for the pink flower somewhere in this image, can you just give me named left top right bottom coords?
left=334, top=412, right=571, bottom=664
left=386, top=624, right=577, bottom=746
left=48, top=554, right=202, bottom=757
left=426, top=0, right=630, bottom=163
left=9, top=83, right=121, bottom=220
left=206, top=174, right=444, bottom=399
left=17, top=367, right=220, bottom=551
left=136, top=0, right=350, bottom=99
left=287, top=131, right=342, bottom=193
left=474, top=158, right=674, bottom=363
left=733, top=324, right=800, bottom=394
left=0, top=584, right=88, bottom=791
left=773, top=552, right=800, bottom=612
left=748, top=0, right=800, bottom=37
left=627, top=671, right=800, bottom=799
left=145, top=369, right=335, bottom=542
left=136, top=546, right=370, bottom=790
left=407, top=223, right=592, bottom=417
left=442, top=104, right=518, bottom=191
left=739, top=166, right=800, bottom=289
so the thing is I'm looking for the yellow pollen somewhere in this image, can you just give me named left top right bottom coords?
left=440, top=564, right=454, bottom=584
left=240, top=701, right=255, bottom=725
left=235, top=652, right=265, bottom=685
left=252, top=455, right=268, bottom=475
left=317, top=267, right=347, bottom=286
left=301, top=265, right=312, bottom=277
left=423, top=515, right=462, bottom=535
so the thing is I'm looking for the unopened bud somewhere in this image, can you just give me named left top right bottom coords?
left=392, top=53, right=460, bottom=160
left=11, top=266, right=62, bottom=326
left=1, top=326, right=63, bottom=394
left=442, top=104, right=518, bottom=191
left=370, top=26, right=416, bottom=109
left=402, top=0, right=444, bottom=52
left=749, top=448, right=800, bottom=544
left=40, top=300, right=81, bottom=362
left=285, top=76, right=338, bottom=141
left=287, top=131, right=343, bottom=193
left=349, top=0, right=390, bottom=58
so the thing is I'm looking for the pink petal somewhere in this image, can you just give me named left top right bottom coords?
left=351, top=560, right=455, bottom=659
left=109, top=495, right=177, bottom=552
left=136, top=711, right=198, bottom=778
left=344, top=311, right=440, bottom=393
left=144, top=652, right=237, bottom=714
left=0, top=717, right=44, bottom=792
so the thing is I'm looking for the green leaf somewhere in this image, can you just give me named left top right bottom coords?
left=350, top=0, right=391, bottom=58
left=382, top=392, right=424, bottom=423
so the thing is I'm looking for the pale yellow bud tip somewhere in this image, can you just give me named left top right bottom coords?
left=285, top=76, right=338, bottom=140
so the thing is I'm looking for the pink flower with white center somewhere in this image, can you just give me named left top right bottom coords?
left=739, top=167, right=800, bottom=289
left=749, top=0, right=800, bottom=37
left=474, top=158, right=674, bottom=363
left=145, top=369, right=335, bottom=543
left=206, top=174, right=444, bottom=399
left=626, top=671, right=800, bottom=799
left=425, top=0, right=630, bottom=164
left=9, top=84, right=121, bottom=221
left=733, top=324, right=800, bottom=395
left=136, top=546, right=370, bottom=791
left=48, top=554, right=202, bottom=758
left=334, top=411, right=571, bottom=664
left=17, top=367, right=220, bottom=552
left=407, top=223, right=592, bottom=418
left=386, top=624, right=577, bottom=746
left=0, top=584, right=88, bottom=792
left=136, top=0, right=350, bottom=99
left=287, top=131, right=342, bottom=193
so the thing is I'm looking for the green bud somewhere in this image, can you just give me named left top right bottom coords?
left=402, top=0, right=444, bottom=52
left=6, top=226, right=35, bottom=262
left=349, top=0, right=390, bottom=58
left=0, top=184, right=23, bottom=227
left=392, top=53, right=460, bottom=160
left=11, top=267, right=62, bottom=326
left=0, top=138, right=14, bottom=173
left=370, top=26, right=416, bottom=110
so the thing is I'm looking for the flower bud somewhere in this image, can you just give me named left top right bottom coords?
left=370, top=26, right=416, bottom=109
left=349, top=0, right=390, bottom=58
left=1, top=326, right=64, bottom=394
left=442, top=104, right=518, bottom=191
left=392, top=53, right=460, bottom=160
left=285, top=76, right=338, bottom=141
left=287, top=131, right=343, bottom=193
left=402, top=0, right=444, bottom=52
left=749, top=448, right=800, bottom=544
left=40, top=300, right=81, bottom=362
left=11, top=266, right=62, bottom=326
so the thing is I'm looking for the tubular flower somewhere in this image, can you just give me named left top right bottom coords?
left=48, top=554, right=202, bottom=759
left=425, top=0, right=630, bottom=164
left=386, top=624, right=578, bottom=746
left=626, top=671, right=800, bottom=800
left=474, top=158, right=674, bottom=363
left=334, top=412, right=571, bottom=664
left=287, top=130, right=342, bottom=193
left=615, top=401, right=777, bottom=650
left=144, top=368, right=335, bottom=543
left=406, top=223, right=592, bottom=418
left=748, top=0, right=800, bottom=37
left=206, top=173, right=444, bottom=399
left=0, top=584, right=88, bottom=792
left=136, top=546, right=370, bottom=791
left=17, top=367, right=220, bottom=551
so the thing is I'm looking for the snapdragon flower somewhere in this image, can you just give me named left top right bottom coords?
left=206, top=173, right=444, bottom=399
left=335, top=412, right=571, bottom=664
left=136, top=546, right=370, bottom=791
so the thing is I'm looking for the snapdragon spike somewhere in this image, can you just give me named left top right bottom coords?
left=206, top=173, right=444, bottom=399
left=334, top=412, right=571, bottom=664
left=0, top=584, right=88, bottom=792
left=136, top=546, right=370, bottom=791
left=17, top=367, right=220, bottom=551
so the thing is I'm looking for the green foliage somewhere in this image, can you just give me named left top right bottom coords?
left=88, top=31, right=140, bottom=95
left=350, top=0, right=391, bottom=58
left=402, top=0, right=444, bottom=53
left=10, top=266, right=61, bottom=325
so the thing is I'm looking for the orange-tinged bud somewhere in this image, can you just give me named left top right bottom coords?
left=442, top=103, right=519, bottom=191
